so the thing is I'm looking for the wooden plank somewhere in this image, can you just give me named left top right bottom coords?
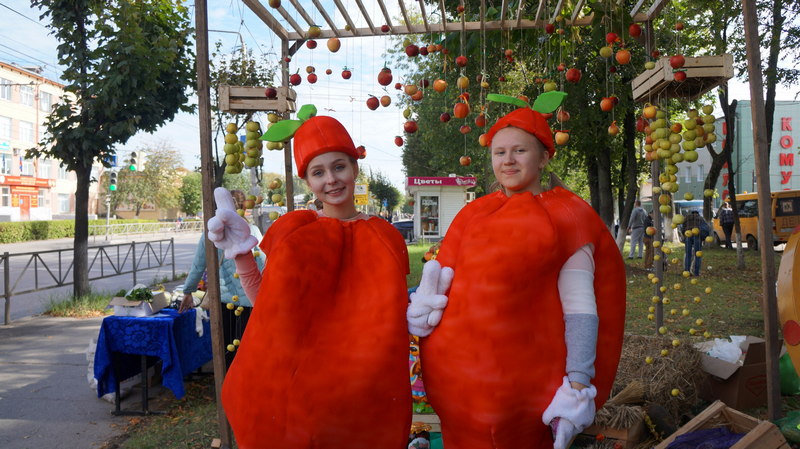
left=242, top=0, right=289, bottom=41
left=333, top=0, right=359, bottom=36
left=630, top=0, right=648, bottom=17
left=632, top=55, right=734, bottom=102
left=551, top=0, right=565, bottom=23
left=534, top=0, right=547, bottom=23
left=354, top=0, right=377, bottom=34
left=218, top=85, right=230, bottom=112
left=418, top=0, right=430, bottom=33
left=311, top=0, right=341, bottom=37
left=399, top=0, right=413, bottom=34
left=378, top=0, right=395, bottom=33
left=645, top=0, right=668, bottom=20
left=287, top=0, right=316, bottom=28
left=515, top=0, right=525, bottom=28
left=571, top=0, right=587, bottom=22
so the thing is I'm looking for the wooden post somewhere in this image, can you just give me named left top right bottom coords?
left=282, top=39, right=295, bottom=212
left=741, top=0, right=781, bottom=420
left=195, top=0, right=234, bottom=446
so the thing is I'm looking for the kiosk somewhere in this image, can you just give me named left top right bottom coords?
left=406, top=176, right=477, bottom=241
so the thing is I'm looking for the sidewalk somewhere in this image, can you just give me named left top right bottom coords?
left=0, top=279, right=190, bottom=449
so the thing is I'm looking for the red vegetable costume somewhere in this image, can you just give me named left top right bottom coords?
left=420, top=107, right=626, bottom=448
left=221, top=114, right=412, bottom=449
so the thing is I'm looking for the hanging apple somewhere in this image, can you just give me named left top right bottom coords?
left=675, top=22, right=685, bottom=31
left=478, top=133, right=488, bottom=147
left=419, top=46, right=429, bottom=56
left=327, top=38, right=341, bottom=52
left=557, top=108, right=570, bottom=122
left=565, top=68, right=582, bottom=83
left=555, top=130, right=570, bottom=145
left=306, top=39, right=317, bottom=49
left=644, top=61, right=656, bottom=70
left=325, top=68, right=332, bottom=75
left=381, top=24, right=390, bottom=32
left=629, top=23, right=642, bottom=37
left=475, top=113, right=487, bottom=128
left=264, top=86, right=277, bottom=99
left=342, top=68, right=352, bottom=79
left=459, top=125, right=471, bottom=134
left=307, top=25, right=321, bottom=39
left=457, top=76, right=470, bottom=89
left=615, top=49, right=631, bottom=65
left=433, top=79, right=447, bottom=93
left=454, top=102, right=470, bottom=119
left=307, top=73, right=318, bottom=84
left=411, top=90, right=424, bottom=101
left=380, top=95, right=391, bottom=107
left=377, top=67, right=393, bottom=86
left=605, top=32, right=618, bottom=44
left=405, top=45, right=420, bottom=57
left=404, top=120, right=418, bottom=133
left=545, top=23, right=555, bottom=34
left=289, top=73, right=302, bottom=86
left=366, top=96, right=379, bottom=110
left=674, top=70, right=687, bottom=82
left=608, top=121, right=620, bottom=136
left=404, top=84, right=418, bottom=96
left=456, top=55, right=468, bottom=67
left=440, top=112, right=451, bottom=123
left=600, top=97, right=614, bottom=111
left=395, top=136, right=404, bottom=147
left=459, top=155, right=472, bottom=166
left=599, top=46, right=613, bottom=58
left=268, top=0, right=280, bottom=7
left=670, top=54, right=685, bottom=69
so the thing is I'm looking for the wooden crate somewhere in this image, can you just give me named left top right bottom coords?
left=654, top=400, right=790, bottom=449
left=582, top=416, right=647, bottom=449
left=632, top=54, right=733, bottom=102
left=218, top=85, right=297, bottom=113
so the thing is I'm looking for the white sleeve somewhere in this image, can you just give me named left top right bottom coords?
left=558, top=244, right=596, bottom=315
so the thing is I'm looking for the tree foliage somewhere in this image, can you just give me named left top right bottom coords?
left=368, top=170, right=402, bottom=213
left=30, top=0, right=195, bottom=296
left=179, top=171, right=202, bottom=216
left=113, top=143, right=183, bottom=216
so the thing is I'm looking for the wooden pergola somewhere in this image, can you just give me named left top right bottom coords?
left=192, top=1, right=780, bottom=447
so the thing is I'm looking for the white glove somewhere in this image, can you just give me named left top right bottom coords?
left=542, top=377, right=597, bottom=449
left=407, top=260, right=454, bottom=337
left=207, top=187, right=258, bottom=259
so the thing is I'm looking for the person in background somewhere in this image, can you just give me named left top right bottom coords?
left=206, top=105, right=411, bottom=449
left=719, top=201, right=735, bottom=249
left=407, top=102, right=626, bottom=449
left=643, top=210, right=655, bottom=270
left=627, top=199, right=647, bottom=259
left=683, top=210, right=708, bottom=276
left=178, top=189, right=265, bottom=367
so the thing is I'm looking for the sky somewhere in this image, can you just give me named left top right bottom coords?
left=0, top=0, right=797, bottom=191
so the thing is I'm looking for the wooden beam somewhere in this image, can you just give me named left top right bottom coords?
left=287, top=0, right=316, bottom=28
left=333, top=0, right=360, bottom=36
left=311, top=0, right=342, bottom=37
left=500, top=0, right=508, bottom=29
left=276, top=5, right=305, bottom=36
left=645, top=0, right=667, bottom=20
left=418, top=0, right=430, bottom=33
left=281, top=38, right=295, bottom=212
left=242, top=0, right=289, bottom=41
left=571, top=0, right=586, bottom=23
left=194, top=1, right=232, bottom=448
left=379, top=0, right=395, bottom=33
left=534, top=0, right=547, bottom=24
left=630, top=0, right=648, bottom=17
left=515, top=0, right=525, bottom=28
left=354, top=0, right=378, bottom=34
left=551, top=0, right=565, bottom=23
left=742, top=0, right=781, bottom=421
left=439, top=0, right=447, bottom=28
left=399, top=0, right=413, bottom=34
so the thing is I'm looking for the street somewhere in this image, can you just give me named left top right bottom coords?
left=2, top=231, right=204, bottom=322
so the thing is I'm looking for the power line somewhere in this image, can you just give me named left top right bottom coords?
left=0, top=2, right=48, bottom=28
left=0, top=43, right=57, bottom=70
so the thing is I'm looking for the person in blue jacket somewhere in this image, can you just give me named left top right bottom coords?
left=178, top=189, right=265, bottom=366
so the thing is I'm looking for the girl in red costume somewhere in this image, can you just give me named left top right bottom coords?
left=208, top=105, right=411, bottom=449
left=408, top=102, right=626, bottom=449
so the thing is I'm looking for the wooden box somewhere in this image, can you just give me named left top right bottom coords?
left=632, top=54, right=733, bottom=102
left=582, top=417, right=647, bottom=448
left=654, top=400, right=790, bottom=449
left=218, top=85, right=297, bottom=113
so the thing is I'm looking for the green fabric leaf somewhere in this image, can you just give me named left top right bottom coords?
left=486, top=93, right=530, bottom=108
left=260, top=120, right=303, bottom=142
left=297, top=104, right=317, bottom=121
left=532, top=91, right=567, bottom=114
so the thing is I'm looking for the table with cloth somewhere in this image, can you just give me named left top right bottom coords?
left=93, top=308, right=212, bottom=413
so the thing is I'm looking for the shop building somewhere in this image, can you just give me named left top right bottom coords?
left=406, top=175, right=476, bottom=241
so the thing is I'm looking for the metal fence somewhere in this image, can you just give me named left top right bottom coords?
left=1, top=238, right=176, bottom=325
left=89, top=221, right=204, bottom=242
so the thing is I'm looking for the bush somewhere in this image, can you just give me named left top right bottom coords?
left=0, top=222, right=25, bottom=244
left=0, top=219, right=161, bottom=243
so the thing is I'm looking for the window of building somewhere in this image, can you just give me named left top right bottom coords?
left=19, top=121, right=34, bottom=143
left=1, top=187, right=9, bottom=207
left=38, top=158, right=50, bottom=178
left=39, top=91, right=52, bottom=112
left=0, top=78, right=10, bottom=101
left=420, top=195, right=440, bottom=237
left=0, top=116, right=10, bottom=140
left=20, top=85, right=34, bottom=107
left=683, top=165, right=692, bottom=183
left=58, top=193, right=70, bottom=212
left=58, top=164, right=70, bottom=179
left=38, top=188, right=48, bottom=207
left=39, top=123, right=48, bottom=142
left=0, top=152, right=10, bottom=174
left=697, top=164, right=704, bottom=182
left=21, top=158, right=34, bottom=176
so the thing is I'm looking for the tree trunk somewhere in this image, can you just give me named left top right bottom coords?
left=73, top=163, right=91, bottom=298
left=596, top=146, right=614, bottom=228
left=588, top=157, right=600, bottom=212
left=764, top=0, right=784, bottom=160
left=616, top=110, right=640, bottom=251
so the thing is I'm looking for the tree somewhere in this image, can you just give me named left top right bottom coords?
left=180, top=172, right=202, bottom=216
left=114, top=143, right=183, bottom=216
left=368, top=171, right=402, bottom=214
left=30, top=0, right=194, bottom=297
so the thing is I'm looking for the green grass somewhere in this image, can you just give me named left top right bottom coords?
left=407, top=242, right=431, bottom=288
left=44, top=291, right=114, bottom=318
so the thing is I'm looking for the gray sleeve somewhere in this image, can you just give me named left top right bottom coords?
left=564, top=313, right=598, bottom=386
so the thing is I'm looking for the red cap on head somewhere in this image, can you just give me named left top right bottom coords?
left=484, top=108, right=555, bottom=158
left=293, top=116, right=359, bottom=177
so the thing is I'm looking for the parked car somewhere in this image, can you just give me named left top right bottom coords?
left=392, top=219, right=414, bottom=242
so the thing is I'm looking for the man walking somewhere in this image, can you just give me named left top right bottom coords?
left=684, top=210, right=708, bottom=276
left=718, top=201, right=734, bottom=249
left=627, top=200, right=646, bottom=259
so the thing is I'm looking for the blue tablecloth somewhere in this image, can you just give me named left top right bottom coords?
left=94, top=309, right=212, bottom=399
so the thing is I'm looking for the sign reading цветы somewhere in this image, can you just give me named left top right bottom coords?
left=406, top=176, right=477, bottom=187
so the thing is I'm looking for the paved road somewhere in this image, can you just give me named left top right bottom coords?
left=2, top=231, right=203, bottom=322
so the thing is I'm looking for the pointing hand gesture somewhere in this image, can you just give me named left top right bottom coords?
left=207, top=187, right=258, bottom=259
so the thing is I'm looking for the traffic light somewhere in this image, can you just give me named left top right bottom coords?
left=108, top=171, right=118, bottom=191
left=128, top=152, right=138, bottom=171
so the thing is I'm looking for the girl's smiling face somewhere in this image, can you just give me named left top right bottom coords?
left=490, top=126, right=550, bottom=195
left=304, top=151, right=358, bottom=214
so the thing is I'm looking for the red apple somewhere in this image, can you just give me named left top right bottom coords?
left=670, top=54, right=685, bottom=69
left=419, top=46, right=429, bottom=56
left=289, top=73, right=302, bottom=85
left=306, top=39, right=317, bottom=49
left=377, top=67, right=393, bottom=86
left=498, top=75, right=506, bottom=82
left=675, top=22, right=684, bottom=31
left=366, top=96, right=379, bottom=110
left=440, top=112, right=451, bottom=122
left=459, top=155, right=472, bottom=166
left=264, top=86, right=277, bottom=99
left=565, top=68, right=582, bottom=83
left=557, top=108, right=570, bottom=122
left=381, top=24, right=390, bottom=32
left=557, top=63, right=566, bottom=72
left=674, top=70, right=687, bottom=81
left=457, top=4, right=465, bottom=13
left=404, top=120, right=418, bottom=133
left=394, top=82, right=402, bottom=90
left=394, top=136, right=403, bottom=147
left=545, top=23, right=555, bottom=34
left=629, top=23, right=642, bottom=37
left=504, top=49, right=513, bottom=57
left=405, top=45, right=419, bottom=57
left=456, top=55, right=468, bottom=67
left=380, top=95, right=391, bottom=107
left=606, top=32, right=618, bottom=44
left=459, top=125, right=471, bottom=134
left=268, top=0, right=280, bottom=8
left=420, top=79, right=430, bottom=88
left=342, top=69, right=352, bottom=79
left=325, top=68, right=332, bottom=75
left=307, top=73, right=317, bottom=84
left=475, top=114, right=487, bottom=128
